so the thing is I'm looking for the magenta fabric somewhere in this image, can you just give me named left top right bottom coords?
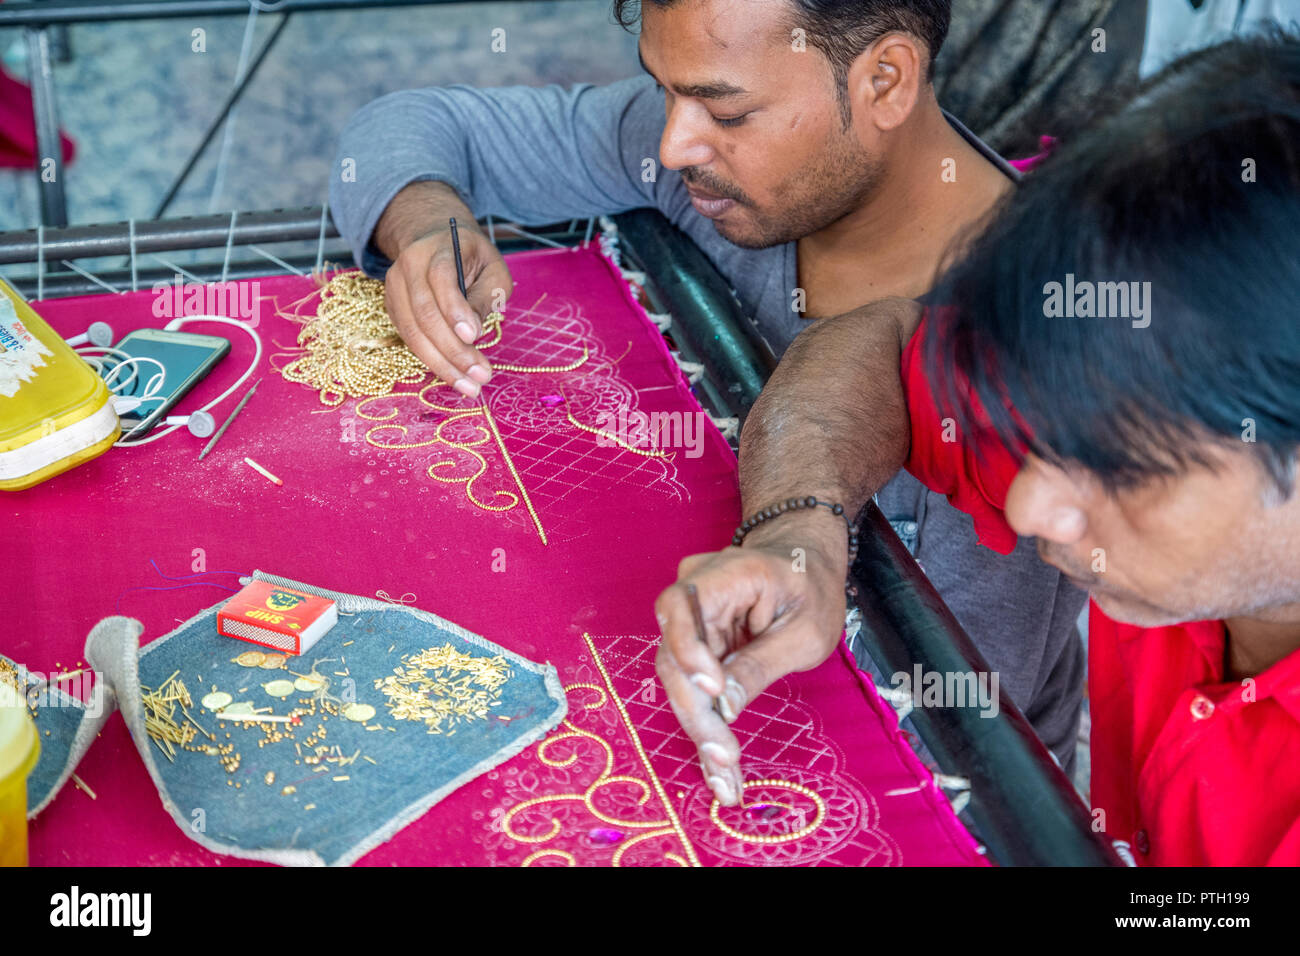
left=10, top=245, right=986, bottom=866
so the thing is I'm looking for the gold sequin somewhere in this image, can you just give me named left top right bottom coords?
left=342, top=703, right=376, bottom=723
left=234, top=651, right=266, bottom=667
left=200, top=691, right=233, bottom=711
left=258, top=654, right=288, bottom=669
left=263, top=680, right=295, bottom=698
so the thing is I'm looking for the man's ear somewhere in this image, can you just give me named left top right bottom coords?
left=845, top=32, right=924, bottom=133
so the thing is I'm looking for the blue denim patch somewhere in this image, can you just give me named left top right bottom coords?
left=1, top=656, right=110, bottom=818
left=87, top=572, right=566, bottom=866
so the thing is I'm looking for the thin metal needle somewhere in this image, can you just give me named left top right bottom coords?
left=685, top=583, right=731, bottom=720
left=198, top=378, right=263, bottom=460
left=449, top=217, right=467, bottom=299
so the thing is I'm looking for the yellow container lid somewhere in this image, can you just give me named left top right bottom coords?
left=0, top=279, right=119, bottom=490
left=0, top=682, right=38, bottom=783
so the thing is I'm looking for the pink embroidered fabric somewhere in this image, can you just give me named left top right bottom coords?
left=13, top=245, right=986, bottom=866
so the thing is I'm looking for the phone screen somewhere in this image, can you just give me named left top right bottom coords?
left=108, top=332, right=229, bottom=434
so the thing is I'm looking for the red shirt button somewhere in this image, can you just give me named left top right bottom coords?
left=1134, top=829, right=1150, bottom=856
left=1190, top=695, right=1215, bottom=720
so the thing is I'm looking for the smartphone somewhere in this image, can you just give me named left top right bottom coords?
left=107, top=328, right=231, bottom=437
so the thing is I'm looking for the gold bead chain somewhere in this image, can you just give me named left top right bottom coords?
left=565, top=409, right=671, bottom=459
left=491, top=346, right=590, bottom=375
left=708, top=779, right=826, bottom=844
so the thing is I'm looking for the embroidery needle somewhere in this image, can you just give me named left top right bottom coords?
left=198, top=378, right=263, bottom=460
left=448, top=217, right=468, bottom=298
left=685, top=583, right=730, bottom=721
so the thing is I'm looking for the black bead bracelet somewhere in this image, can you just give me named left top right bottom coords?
left=731, top=495, right=859, bottom=562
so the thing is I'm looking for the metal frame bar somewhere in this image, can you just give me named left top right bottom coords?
left=0, top=0, right=523, bottom=26
left=0, top=205, right=591, bottom=298
left=10, top=0, right=551, bottom=226
left=152, top=11, right=293, bottom=219
left=25, top=25, right=68, bottom=230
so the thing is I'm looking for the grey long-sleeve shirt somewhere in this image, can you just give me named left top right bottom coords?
left=330, top=75, right=1087, bottom=773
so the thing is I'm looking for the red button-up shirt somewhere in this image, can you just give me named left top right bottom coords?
left=900, top=319, right=1300, bottom=865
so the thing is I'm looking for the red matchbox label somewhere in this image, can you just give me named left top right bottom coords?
left=217, top=581, right=335, bottom=654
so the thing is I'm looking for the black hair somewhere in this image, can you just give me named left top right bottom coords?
left=929, top=32, right=1300, bottom=498
left=614, top=0, right=951, bottom=124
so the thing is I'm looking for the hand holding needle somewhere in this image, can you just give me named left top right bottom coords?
left=683, top=582, right=745, bottom=805
left=686, top=583, right=733, bottom=721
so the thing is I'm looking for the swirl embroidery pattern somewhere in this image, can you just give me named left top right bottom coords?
left=334, top=291, right=689, bottom=546
left=484, top=633, right=903, bottom=867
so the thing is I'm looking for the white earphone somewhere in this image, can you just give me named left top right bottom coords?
left=64, top=320, right=114, bottom=348
left=74, top=315, right=263, bottom=448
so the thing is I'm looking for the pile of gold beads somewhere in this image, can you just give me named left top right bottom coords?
left=278, top=271, right=506, bottom=406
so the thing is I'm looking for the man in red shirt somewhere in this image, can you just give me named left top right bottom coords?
left=655, top=33, right=1300, bottom=865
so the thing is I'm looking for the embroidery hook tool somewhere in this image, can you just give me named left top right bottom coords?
left=685, top=583, right=730, bottom=721
left=448, top=217, right=468, bottom=298
left=198, top=377, right=262, bottom=460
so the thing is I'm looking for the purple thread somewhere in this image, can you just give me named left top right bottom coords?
left=147, top=558, right=248, bottom=581
left=114, top=581, right=239, bottom=614
left=112, top=560, right=250, bottom=612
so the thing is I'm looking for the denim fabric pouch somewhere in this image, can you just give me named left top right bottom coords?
left=1, top=655, right=115, bottom=817
left=84, top=570, right=567, bottom=866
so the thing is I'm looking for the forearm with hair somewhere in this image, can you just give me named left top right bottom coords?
left=373, top=181, right=479, bottom=261
left=739, top=299, right=919, bottom=530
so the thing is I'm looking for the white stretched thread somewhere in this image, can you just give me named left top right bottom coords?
left=151, top=255, right=202, bottom=286
left=673, top=355, right=705, bottom=384
left=709, top=415, right=739, bottom=441
left=61, top=259, right=122, bottom=295
left=248, top=244, right=303, bottom=276
left=36, top=223, right=44, bottom=301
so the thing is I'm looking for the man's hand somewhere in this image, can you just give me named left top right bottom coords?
left=374, top=182, right=514, bottom=399
left=654, top=512, right=849, bottom=806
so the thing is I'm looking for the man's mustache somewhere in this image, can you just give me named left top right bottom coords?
left=680, top=167, right=752, bottom=205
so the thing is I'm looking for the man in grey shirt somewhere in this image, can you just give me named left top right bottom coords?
left=330, top=0, right=1086, bottom=787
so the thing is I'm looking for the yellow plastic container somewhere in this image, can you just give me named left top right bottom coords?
left=0, top=682, right=39, bottom=866
left=0, top=278, right=119, bottom=490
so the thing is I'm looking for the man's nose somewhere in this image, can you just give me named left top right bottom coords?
left=1005, top=462, right=1088, bottom=544
left=659, top=101, right=712, bottom=172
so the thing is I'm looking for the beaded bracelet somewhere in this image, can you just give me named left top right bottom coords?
left=731, top=495, right=859, bottom=562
